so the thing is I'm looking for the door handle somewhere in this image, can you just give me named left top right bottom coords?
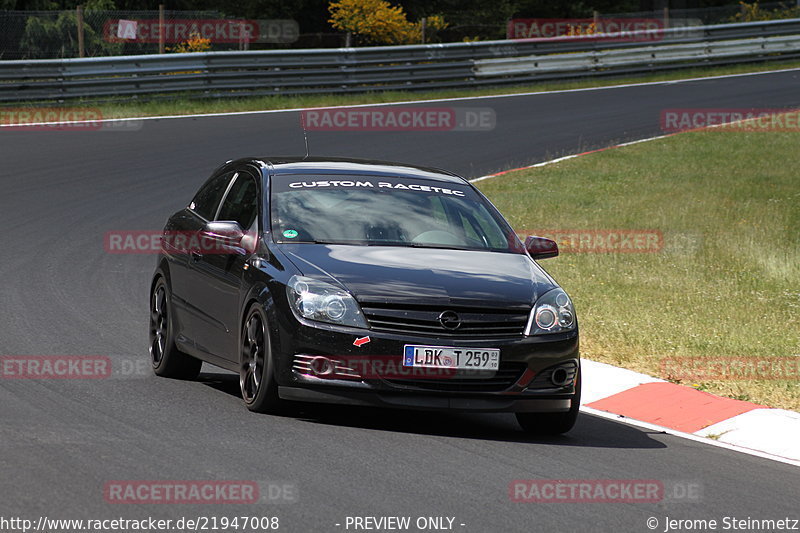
left=191, top=250, right=202, bottom=262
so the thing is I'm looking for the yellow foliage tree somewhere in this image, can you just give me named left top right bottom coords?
left=329, top=0, right=447, bottom=45
left=730, top=1, right=800, bottom=22
left=423, top=15, right=448, bottom=36
left=168, top=31, right=212, bottom=53
left=566, top=22, right=598, bottom=37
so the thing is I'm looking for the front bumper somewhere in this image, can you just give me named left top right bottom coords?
left=273, top=316, right=579, bottom=413
left=278, top=386, right=571, bottom=412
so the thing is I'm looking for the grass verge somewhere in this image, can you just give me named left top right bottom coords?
left=476, top=121, right=800, bottom=411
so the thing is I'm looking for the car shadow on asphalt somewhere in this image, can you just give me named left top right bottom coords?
left=199, top=371, right=667, bottom=450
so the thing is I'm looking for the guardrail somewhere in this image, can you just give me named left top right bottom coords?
left=474, top=35, right=800, bottom=78
left=2, top=18, right=800, bottom=103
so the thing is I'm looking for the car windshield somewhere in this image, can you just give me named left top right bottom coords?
left=270, top=175, right=524, bottom=253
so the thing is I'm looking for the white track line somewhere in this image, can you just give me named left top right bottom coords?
left=1, top=66, right=799, bottom=128
left=582, top=406, right=800, bottom=468
left=470, top=104, right=800, bottom=183
left=470, top=134, right=674, bottom=183
left=469, top=133, right=675, bottom=183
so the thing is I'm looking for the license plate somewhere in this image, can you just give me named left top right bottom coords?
left=403, top=345, right=500, bottom=371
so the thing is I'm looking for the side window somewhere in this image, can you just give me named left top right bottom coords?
left=191, top=172, right=235, bottom=220
left=216, top=173, right=259, bottom=229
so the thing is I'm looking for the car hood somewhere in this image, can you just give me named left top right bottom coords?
left=282, top=244, right=555, bottom=307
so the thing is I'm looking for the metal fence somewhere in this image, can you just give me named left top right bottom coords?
left=1, top=18, right=799, bottom=104
left=0, top=9, right=312, bottom=60
left=3, top=2, right=800, bottom=60
left=601, top=1, right=800, bottom=25
left=0, top=10, right=225, bottom=60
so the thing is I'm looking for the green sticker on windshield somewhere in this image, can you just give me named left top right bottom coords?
left=283, top=229, right=299, bottom=239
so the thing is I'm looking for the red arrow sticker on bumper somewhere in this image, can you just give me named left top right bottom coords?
left=353, top=336, right=371, bottom=347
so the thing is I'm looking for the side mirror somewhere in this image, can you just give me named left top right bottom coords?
left=202, top=221, right=245, bottom=245
left=525, top=235, right=558, bottom=259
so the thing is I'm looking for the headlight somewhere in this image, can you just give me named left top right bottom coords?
left=526, top=288, right=576, bottom=335
left=287, top=275, right=368, bottom=329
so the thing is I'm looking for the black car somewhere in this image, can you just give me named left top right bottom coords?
left=149, top=157, right=580, bottom=434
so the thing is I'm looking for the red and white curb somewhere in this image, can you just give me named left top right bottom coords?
left=473, top=136, right=800, bottom=467
left=580, top=359, right=800, bottom=465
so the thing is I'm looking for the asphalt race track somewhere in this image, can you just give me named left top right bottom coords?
left=2, top=69, right=800, bottom=532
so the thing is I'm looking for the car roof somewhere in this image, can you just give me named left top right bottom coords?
left=225, top=156, right=468, bottom=185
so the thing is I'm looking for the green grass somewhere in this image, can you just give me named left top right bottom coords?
left=9, top=59, right=800, bottom=119
left=476, top=122, right=800, bottom=411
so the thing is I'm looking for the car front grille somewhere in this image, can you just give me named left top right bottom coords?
left=360, top=302, right=530, bottom=338
left=383, top=362, right=528, bottom=392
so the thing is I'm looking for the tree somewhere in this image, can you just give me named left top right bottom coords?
left=18, top=1, right=122, bottom=58
left=730, top=1, right=800, bottom=22
left=329, top=0, right=446, bottom=45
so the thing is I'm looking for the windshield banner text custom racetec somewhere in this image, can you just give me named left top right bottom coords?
left=271, top=175, right=521, bottom=252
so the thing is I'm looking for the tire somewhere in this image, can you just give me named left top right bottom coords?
left=240, top=304, right=282, bottom=413
left=516, top=369, right=581, bottom=435
left=149, top=277, right=202, bottom=380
